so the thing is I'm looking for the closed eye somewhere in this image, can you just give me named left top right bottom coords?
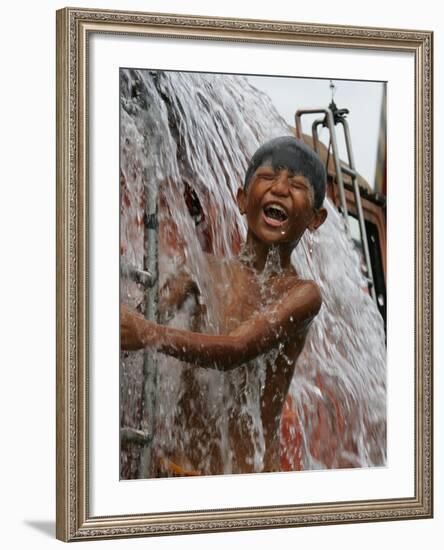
left=256, top=173, right=277, bottom=182
left=289, top=179, right=310, bottom=190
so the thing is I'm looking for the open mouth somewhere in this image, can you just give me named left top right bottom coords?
left=263, top=203, right=289, bottom=227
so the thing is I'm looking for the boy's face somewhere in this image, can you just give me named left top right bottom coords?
left=237, top=165, right=327, bottom=246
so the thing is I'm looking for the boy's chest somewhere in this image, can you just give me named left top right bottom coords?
left=213, top=269, right=296, bottom=333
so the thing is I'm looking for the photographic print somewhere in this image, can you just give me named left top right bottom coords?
left=119, top=69, right=387, bottom=480
left=56, top=7, right=432, bottom=540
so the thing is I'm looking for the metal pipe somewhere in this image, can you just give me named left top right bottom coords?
left=323, top=109, right=350, bottom=230
left=139, top=173, right=160, bottom=479
left=295, top=109, right=350, bottom=235
left=120, top=264, right=155, bottom=287
left=295, top=110, right=304, bottom=139
left=340, top=165, right=358, bottom=178
left=339, top=118, right=377, bottom=301
left=120, top=427, right=152, bottom=445
left=295, top=108, right=332, bottom=139
left=312, top=118, right=324, bottom=155
left=295, top=106, right=377, bottom=303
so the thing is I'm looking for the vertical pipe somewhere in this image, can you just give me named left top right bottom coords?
left=340, top=119, right=376, bottom=301
left=295, top=109, right=350, bottom=236
left=295, top=113, right=303, bottom=139
left=324, top=110, right=350, bottom=234
left=311, top=119, right=323, bottom=155
left=139, top=171, right=159, bottom=479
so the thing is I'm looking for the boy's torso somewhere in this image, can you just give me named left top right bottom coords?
left=164, top=255, right=310, bottom=476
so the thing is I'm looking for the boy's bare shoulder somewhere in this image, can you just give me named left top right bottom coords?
left=287, top=276, right=323, bottom=314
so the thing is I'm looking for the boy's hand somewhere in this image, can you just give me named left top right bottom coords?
left=120, top=304, right=147, bottom=350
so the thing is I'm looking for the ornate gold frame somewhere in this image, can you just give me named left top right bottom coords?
left=56, top=7, right=433, bottom=542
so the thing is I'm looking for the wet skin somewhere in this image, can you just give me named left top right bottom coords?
left=120, top=166, right=327, bottom=474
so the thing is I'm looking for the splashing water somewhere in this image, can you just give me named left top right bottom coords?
left=119, top=69, right=386, bottom=478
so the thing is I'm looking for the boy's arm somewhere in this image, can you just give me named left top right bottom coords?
left=121, top=280, right=322, bottom=369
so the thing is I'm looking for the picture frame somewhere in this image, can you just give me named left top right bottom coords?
left=56, top=6, right=433, bottom=542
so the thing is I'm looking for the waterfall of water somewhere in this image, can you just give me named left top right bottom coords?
left=119, top=69, right=386, bottom=478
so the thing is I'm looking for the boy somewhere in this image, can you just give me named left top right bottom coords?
left=121, top=136, right=328, bottom=475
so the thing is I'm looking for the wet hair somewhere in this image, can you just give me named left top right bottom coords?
left=244, top=136, right=327, bottom=209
